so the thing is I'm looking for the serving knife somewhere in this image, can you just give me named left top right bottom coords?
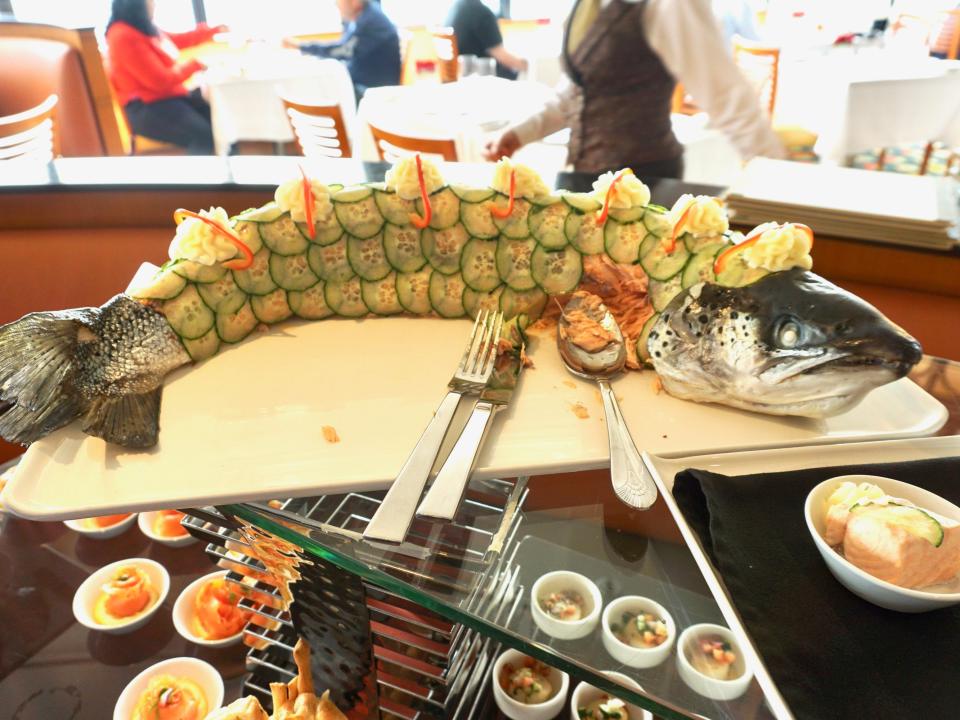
left=415, top=339, right=525, bottom=521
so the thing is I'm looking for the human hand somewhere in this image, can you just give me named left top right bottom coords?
left=483, top=130, right=521, bottom=161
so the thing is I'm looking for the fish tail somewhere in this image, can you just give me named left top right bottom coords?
left=0, top=307, right=99, bottom=445
left=81, top=388, right=163, bottom=449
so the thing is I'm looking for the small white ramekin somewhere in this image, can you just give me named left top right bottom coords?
left=601, top=596, right=676, bottom=669
left=112, top=656, right=224, bottom=720
left=72, top=557, right=169, bottom=635
left=569, top=671, right=653, bottom=720
left=138, top=510, right=198, bottom=547
left=530, top=570, right=602, bottom=640
left=173, top=570, right=247, bottom=647
left=64, top=513, right=137, bottom=540
left=676, top=623, right=752, bottom=701
left=491, top=648, right=570, bottom=720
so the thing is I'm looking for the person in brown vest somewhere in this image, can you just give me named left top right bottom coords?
left=484, top=0, right=784, bottom=178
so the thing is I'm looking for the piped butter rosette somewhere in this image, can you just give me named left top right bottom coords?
left=385, top=155, right=444, bottom=200
left=168, top=207, right=238, bottom=266
left=670, top=194, right=729, bottom=239
left=592, top=169, right=651, bottom=209
left=740, top=221, right=814, bottom=272
left=491, top=157, right=550, bottom=200
left=275, top=176, right=333, bottom=227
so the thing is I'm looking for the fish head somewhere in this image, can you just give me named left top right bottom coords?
left=648, top=269, right=923, bottom=417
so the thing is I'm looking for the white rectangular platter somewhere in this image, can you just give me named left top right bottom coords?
left=5, top=316, right=947, bottom=520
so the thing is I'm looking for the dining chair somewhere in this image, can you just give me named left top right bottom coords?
left=0, top=94, right=58, bottom=163
left=368, top=123, right=458, bottom=163
left=732, top=35, right=780, bottom=117
left=281, top=96, right=352, bottom=158
left=430, top=27, right=459, bottom=83
left=670, top=83, right=700, bottom=116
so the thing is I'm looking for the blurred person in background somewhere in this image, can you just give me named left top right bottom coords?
left=484, top=0, right=783, bottom=178
left=105, top=0, right=223, bottom=154
left=300, top=0, right=401, bottom=100
left=445, top=0, right=529, bottom=79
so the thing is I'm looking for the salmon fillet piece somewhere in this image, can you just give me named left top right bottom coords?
left=842, top=515, right=960, bottom=589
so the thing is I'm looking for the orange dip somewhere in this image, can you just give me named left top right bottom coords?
left=82, top=513, right=133, bottom=530
left=193, top=578, right=251, bottom=640
left=93, top=565, right=157, bottom=625
left=154, top=510, right=188, bottom=538
left=132, top=675, right=207, bottom=720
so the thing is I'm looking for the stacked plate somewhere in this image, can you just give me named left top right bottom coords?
left=725, top=158, right=959, bottom=250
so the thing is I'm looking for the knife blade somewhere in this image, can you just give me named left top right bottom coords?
left=415, top=333, right=526, bottom=521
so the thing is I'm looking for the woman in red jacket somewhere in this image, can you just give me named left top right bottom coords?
left=106, top=0, right=223, bottom=154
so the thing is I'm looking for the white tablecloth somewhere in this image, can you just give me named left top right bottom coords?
left=203, top=49, right=357, bottom=155
left=356, top=77, right=557, bottom=163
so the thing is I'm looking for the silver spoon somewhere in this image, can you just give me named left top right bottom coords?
left=557, top=294, right=658, bottom=510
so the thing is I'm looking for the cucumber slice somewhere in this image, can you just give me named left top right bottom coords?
left=307, top=237, right=355, bottom=283
left=383, top=224, right=426, bottom=273
left=428, top=271, right=466, bottom=318
left=531, top=245, right=583, bottom=295
left=130, top=269, right=186, bottom=301
left=650, top=275, right=683, bottom=312
left=234, top=220, right=264, bottom=255
left=460, top=238, right=500, bottom=292
left=347, top=233, right=391, bottom=282
left=491, top=197, right=532, bottom=239
left=235, top=202, right=285, bottom=223
left=500, top=286, right=547, bottom=321
left=374, top=189, right=416, bottom=225
left=197, top=272, right=244, bottom=313
left=269, top=252, right=319, bottom=291
left=251, top=288, right=291, bottom=324
left=496, top=237, right=537, bottom=291
left=463, top=285, right=505, bottom=319
left=325, top=277, right=367, bottom=317
left=332, top=185, right=373, bottom=203
left=216, top=300, right=258, bottom=343
left=714, top=252, right=768, bottom=287
left=422, top=223, right=468, bottom=276
left=361, top=273, right=403, bottom=315
left=416, top=187, right=460, bottom=230
left=173, top=260, right=227, bottom=284
left=609, top=206, right=645, bottom=223
left=639, top=235, right=691, bottom=281
left=288, top=281, right=333, bottom=320
left=460, top=199, right=499, bottom=239
left=396, top=268, right=433, bottom=315
left=643, top=207, right=672, bottom=236
left=450, top=185, right=495, bottom=203
left=565, top=211, right=605, bottom=255
left=297, top=219, right=342, bottom=247
left=604, top=219, right=648, bottom=265
left=562, top=192, right=602, bottom=213
left=528, top=202, right=570, bottom=250
left=233, top=248, right=278, bottom=296
left=334, top=195, right=384, bottom=239
left=327, top=183, right=344, bottom=193
left=529, top=193, right=562, bottom=207
left=850, top=502, right=944, bottom=547
left=163, top=284, right=215, bottom=340
left=182, top=327, right=220, bottom=362
left=681, top=248, right=722, bottom=289
left=636, top=312, right=660, bottom=364
left=685, top=234, right=726, bottom=254
left=259, top=214, right=309, bottom=256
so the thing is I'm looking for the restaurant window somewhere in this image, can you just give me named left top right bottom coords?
left=380, top=0, right=456, bottom=27
left=507, top=0, right=575, bottom=22
left=202, top=0, right=342, bottom=37
left=9, top=0, right=198, bottom=30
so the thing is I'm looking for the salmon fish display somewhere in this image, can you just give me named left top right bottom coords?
left=0, top=158, right=922, bottom=449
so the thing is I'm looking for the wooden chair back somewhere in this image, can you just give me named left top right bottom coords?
left=670, top=83, right=700, bottom=115
left=431, top=27, right=459, bottom=83
left=0, top=94, right=58, bottom=163
left=732, top=35, right=780, bottom=117
left=281, top=97, right=352, bottom=158
left=368, top=123, right=457, bottom=163
left=0, top=23, right=124, bottom=155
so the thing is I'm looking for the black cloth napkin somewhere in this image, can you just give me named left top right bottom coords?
left=672, top=457, right=960, bottom=720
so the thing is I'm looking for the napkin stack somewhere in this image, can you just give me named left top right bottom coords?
left=724, top=158, right=959, bottom=250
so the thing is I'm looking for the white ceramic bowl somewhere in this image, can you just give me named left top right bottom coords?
left=569, top=671, right=653, bottom=720
left=491, top=649, right=570, bottom=720
left=73, top=558, right=169, bottom=635
left=530, top=570, right=602, bottom=640
left=112, top=656, right=224, bottom=720
left=173, top=570, right=246, bottom=647
left=138, top=510, right=198, bottom=547
left=676, top=624, right=752, bottom=701
left=601, top=596, right=675, bottom=669
left=64, top=513, right=137, bottom=540
left=805, top=474, right=960, bottom=613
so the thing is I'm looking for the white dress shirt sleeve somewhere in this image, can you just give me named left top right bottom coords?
left=644, top=0, right=785, bottom=160
left=508, top=74, right=579, bottom=146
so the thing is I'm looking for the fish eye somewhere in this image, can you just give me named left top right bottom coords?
left=777, top=319, right=801, bottom=349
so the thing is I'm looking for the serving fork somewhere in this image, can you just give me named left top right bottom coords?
left=363, top=310, right=503, bottom=544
